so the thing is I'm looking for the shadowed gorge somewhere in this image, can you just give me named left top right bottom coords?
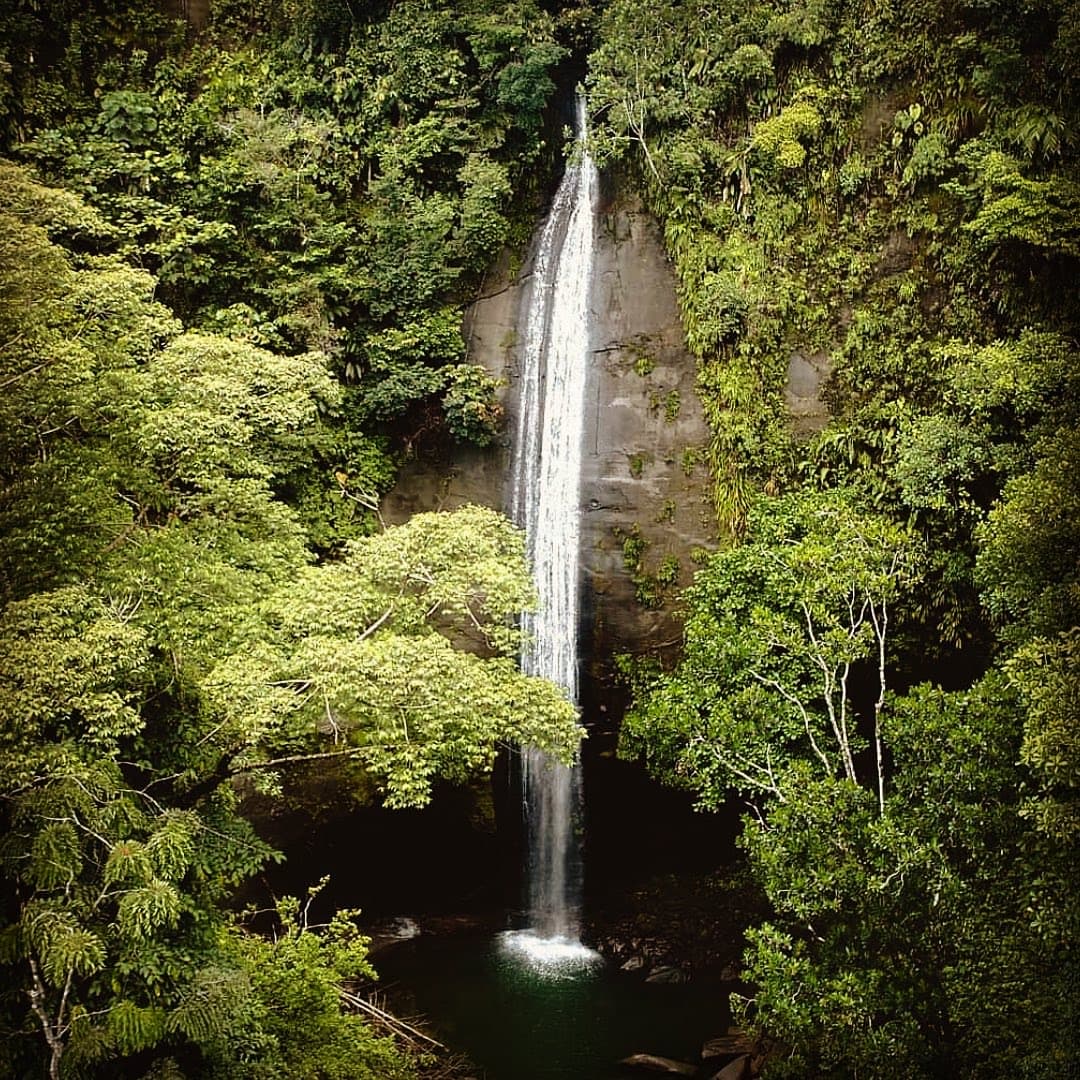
left=0, top=1, right=1077, bottom=1078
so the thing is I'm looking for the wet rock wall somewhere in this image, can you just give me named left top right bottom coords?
left=383, top=176, right=715, bottom=696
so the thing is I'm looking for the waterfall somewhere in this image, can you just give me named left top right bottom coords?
left=509, top=93, right=597, bottom=949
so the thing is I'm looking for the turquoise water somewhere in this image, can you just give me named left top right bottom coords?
left=378, top=931, right=729, bottom=1079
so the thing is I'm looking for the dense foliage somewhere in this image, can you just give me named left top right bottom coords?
left=0, top=2, right=579, bottom=1076
left=2, top=0, right=570, bottom=553
left=3, top=0, right=1078, bottom=1076
left=593, top=0, right=1079, bottom=1075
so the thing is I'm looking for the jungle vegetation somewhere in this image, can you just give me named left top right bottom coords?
left=0, top=0, right=1077, bottom=1077
left=588, top=0, right=1079, bottom=1075
left=0, top=1, right=578, bottom=1076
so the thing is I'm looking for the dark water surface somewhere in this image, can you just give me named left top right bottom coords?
left=377, top=930, right=730, bottom=1080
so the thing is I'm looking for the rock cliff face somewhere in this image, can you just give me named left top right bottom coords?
left=383, top=177, right=713, bottom=697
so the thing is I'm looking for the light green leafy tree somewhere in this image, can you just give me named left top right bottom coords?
left=623, top=490, right=919, bottom=816
left=199, top=504, right=581, bottom=809
left=197, top=888, right=412, bottom=1080
left=0, top=167, right=579, bottom=1078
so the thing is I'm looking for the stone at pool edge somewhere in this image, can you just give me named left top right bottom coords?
left=617, top=1052, right=698, bottom=1075
left=644, top=964, right=689, bottom=983
left=701, top=1032, right=754, bottom=1060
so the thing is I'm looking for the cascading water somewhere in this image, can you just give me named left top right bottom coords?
left=376, top=93, right=731, bottom=1079
left=505, top=93, right=599, bottom=967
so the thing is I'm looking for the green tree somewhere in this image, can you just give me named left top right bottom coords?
left=625, top=487, right=1076, bottom=1075
left=623, top=490, right=919, bottom=815
left=0, top=166, right=580, bottom=1078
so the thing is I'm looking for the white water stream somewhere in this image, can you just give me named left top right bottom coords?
left=509, top=94, right=598, bottom=954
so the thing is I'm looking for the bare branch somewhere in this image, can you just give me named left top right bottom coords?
left=869, top=596, right=889, bottom=814
left=704, top=743, right=785, bottom=801
left=230, top=747, right=369, bottom=775
left=801, top=601, right=855, bottom=781
left=339, top=989, right=445, bottom=1050
left=748, top=668, right=832, bottom=774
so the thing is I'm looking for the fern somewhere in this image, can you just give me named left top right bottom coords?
left=117, top=881, right=181, bottom=940
left=24, top=905, right=107, bottom=985
left=146, top=811, right=198, bottom=882
left=28, top=822, right=82, bottom=891
left=1006, top=104, right=1069, bottom=158
left=66, top=1005, right=113, bottom=1067
left=107, top=999, right=168, bottom=1055
left=104, top=840, right=154, bottom=887
left=168, top=967, right=249, bottom=1043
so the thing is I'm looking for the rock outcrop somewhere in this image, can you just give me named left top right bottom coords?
left=383, top=177, right=713, bottom=689
left=618, top=1052, right=698, bottom=1076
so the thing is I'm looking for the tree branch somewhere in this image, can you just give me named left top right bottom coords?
left=870, top=596, right=889, bottom=814
left=27, top=958, right=65, bottom=1080
left=801, top=601, right=856, bottom=781
left=230, top=747, right=370, bottom=776
left=748, top=668, right=832, bottom=775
